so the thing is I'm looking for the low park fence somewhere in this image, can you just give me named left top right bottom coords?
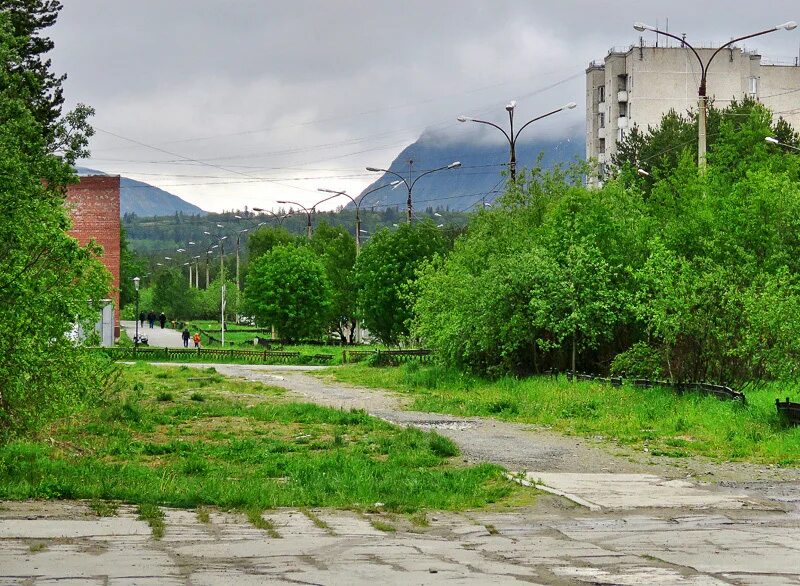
left=90, top=346, right=339, bottom=364
left=342, top=349, right=433, bottom=366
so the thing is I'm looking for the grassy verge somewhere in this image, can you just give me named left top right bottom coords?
left=0, top=363, right=514, bottom=512
left=321, top=364, right=800, bottom=466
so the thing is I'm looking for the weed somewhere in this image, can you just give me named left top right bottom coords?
left=196, top=507, right=210, bottom=524
left=136, top=503, right=165, bottom=539
left=89, top=499, right=118, bottom=517
left=300, top=508, right=330, bottom=531
left=370, top=519, right=396, bottom=532
left=409, top=511, right=429, bottom=527
left=28, top=541, right=47, bottom=553
left=156, top=391, right=173, bottom=402
left=245, top=509, right=280, bottom=538
left=190, top=392, right=205, bottom=402
left=427, top=432, right=459, bottom=458
left=484, top=524, right=500, bottom=535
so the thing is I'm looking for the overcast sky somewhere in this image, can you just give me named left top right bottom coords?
left=49, top=1, right=800, bottom=212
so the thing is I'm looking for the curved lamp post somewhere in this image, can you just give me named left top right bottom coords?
left=766, top=136, right=800, bottom=152
left=252, top=208, right=290, bottom=226
left=458, top=101, right=576, bottom=182
left=365, top=161, right=461, bottom=224
left=317, top=180, right=400, bottom=254
left=276, top=193, right=341, bottom=240
left=633, top=20, right=796, bottom=171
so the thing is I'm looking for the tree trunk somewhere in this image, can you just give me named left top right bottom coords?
left=571, top=330, right=577, bottom=382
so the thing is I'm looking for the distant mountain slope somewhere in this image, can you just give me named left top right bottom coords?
left=76, top=167, right=206, bottom=217
left=357, top=130, right=583, bottom=212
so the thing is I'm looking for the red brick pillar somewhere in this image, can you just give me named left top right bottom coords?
left=66, top=175, right=121, bottom=339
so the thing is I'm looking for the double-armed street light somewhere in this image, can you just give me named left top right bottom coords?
left=276, top=193, right=342, bottom=240
left=365, top=161, right=461, bottom=224
left=317, top=180, right=400, bottom=254
left=252, top=208, right=290, bottom=226
left=632, top=20, right=797, bottom=172
left=458, top=101, right=576, bottom=182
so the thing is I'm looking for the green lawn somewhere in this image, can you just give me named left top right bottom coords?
left=0, top=363, right=515, bottom=512
left=321, top=364, right=800, bottom=466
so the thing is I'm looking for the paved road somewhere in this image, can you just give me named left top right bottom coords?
left=3, top=363, right=799, bottom=584
left=121, top=320, right=187, bottom=348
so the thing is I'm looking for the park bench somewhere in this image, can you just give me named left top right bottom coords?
left=776, top=397, right=800, bottom=426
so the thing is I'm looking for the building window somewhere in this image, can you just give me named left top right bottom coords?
left=598, top=113, right=605, bottom=128
left=748, top=76, right=759, bottom=97
left=618, top=128, right=626, bottom=142
left=617, top=73, right=628, bottom=91
left=619, top=102, right=628, bottom=118
left=597, top=85, right=605, bottom=103
left=599, top=138, right=606, bottom=153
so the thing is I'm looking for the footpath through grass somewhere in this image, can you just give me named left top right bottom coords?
left=323, top=364, right=800, bottom=466
left=0, top=363, right=513, bottom=512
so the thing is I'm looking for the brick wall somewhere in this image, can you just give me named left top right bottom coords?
left=66, top=175, right=121, bottom=338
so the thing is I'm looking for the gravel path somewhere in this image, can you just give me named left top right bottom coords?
left=173, top=364, right=800, bottom=491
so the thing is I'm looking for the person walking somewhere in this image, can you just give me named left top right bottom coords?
left=139, top=311, right=145, bottom=327
left=182, top=327, right=190, bottom=348
left=147, top=310, right=156, bottom=329
left=192, top=332, right=201, bottom=349
left=159, top=312, right=166, bottom=329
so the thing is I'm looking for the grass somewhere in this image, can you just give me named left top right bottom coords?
left=321, top=364, right=800, bottom=466
left=301, top=508, right=330, bottom=531
left=246, top=509, right=281, bottom=538
left=370, top=519, right=396, bottom=533
left=89, top=499, right=118, bottom=517
left=137, top=503, right=165, bottom=539
left=0, top=363, right=516, bottom=513
left=196, top=507, right=210, bottom=524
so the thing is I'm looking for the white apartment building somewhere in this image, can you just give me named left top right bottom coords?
left=586, top=42, right=800, bottom=173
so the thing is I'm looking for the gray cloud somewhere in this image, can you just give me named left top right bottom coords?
left=49, top=1, right=800, bottom=211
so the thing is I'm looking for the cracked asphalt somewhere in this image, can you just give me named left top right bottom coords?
left=2, top=363, right=799, bottom=585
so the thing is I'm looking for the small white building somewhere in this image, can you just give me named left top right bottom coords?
left=586, top=42, right=800, bottom=176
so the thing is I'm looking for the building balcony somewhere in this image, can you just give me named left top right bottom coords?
left=597, top=152, right=606, bottom=163
left=617, top=116, right=628, bottom=129
left=617, top=90, right=628, bottom=102
left=597, top=127, right=605, bottom=138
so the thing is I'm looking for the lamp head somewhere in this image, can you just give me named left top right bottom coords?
left=505, top=100, right=517, bottom=112
left=220, top=236, right=228, bottom=240
left=366, top=167, right=382, bottom=172
left=133, top=276, right=140, bottom=291
left=176, top=248, right=185, bottom=252
left=164, top=256, right=172, bottom=260
left=564, top=102, right=577, bottom=110
left=765, top=136, right=780, bottom=144
left=276, top=200, right=289, bottom=205
left=216, top=224, right=224, bottom=228
left=637, top=168, right=651, bottom=177
left=252, top=207, right=264, bottom=212
left=203, top=231, right=211, bottom=235
left=633, top=22, right=655, bottom=32
left=776, top=21, right=797, bottom=30
left=448, top=161, right=462, bottom=169
left=457, top=115, right=471, bottom=122
left=234, top=215, right=242, bottom=219
left=188, top=241, right=195, bottom=245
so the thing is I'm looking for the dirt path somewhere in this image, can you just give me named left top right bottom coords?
left=121, top=320, right=186, bottom=348
left=164, top=363, right=800, bottom=499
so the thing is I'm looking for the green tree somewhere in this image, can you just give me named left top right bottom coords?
left=0, top=10, right=110, bottom=439
left=244, top=245, right=332, bottom=342
left=355, top=222, right=445, bottom=345
left=309, top=221, right=357, bottom=343
left=151, top=268, right=192, bottom=320
left=119, top=226, right=146, bottom=308
left=248, top=225, right=296, bottom=260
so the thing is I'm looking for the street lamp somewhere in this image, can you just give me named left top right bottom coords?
left=276, top=193, right=341, bottom=240
left=317, top=180, right=400, bottom=255
left=765, top=136, right=800, bottom=152
left=252, top=208, right=290, bottom=226
left=366, top=161, right=461, bottom=224
left=632, top=20, right=797, bottom=172
left=235, top=228, right=249, bottom=322
left=457, top=101, right=576, bottom=182
left=133, top=276, right=140, bottom=353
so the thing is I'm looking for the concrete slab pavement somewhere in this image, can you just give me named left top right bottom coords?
left=121, top=320, right=187, bottom=348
